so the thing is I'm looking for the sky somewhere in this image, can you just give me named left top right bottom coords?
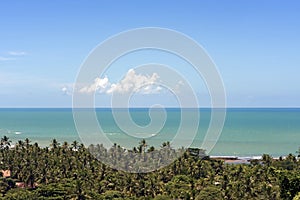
left=0, top=0, right=300, bottom=107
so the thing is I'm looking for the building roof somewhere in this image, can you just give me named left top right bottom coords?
left=1, top=169, right=11, bottom=178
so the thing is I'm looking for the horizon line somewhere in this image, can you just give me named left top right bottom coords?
left=0, top=107, right=300, bottom=109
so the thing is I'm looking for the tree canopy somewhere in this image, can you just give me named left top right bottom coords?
left=0, top=136, right=299, bottom=199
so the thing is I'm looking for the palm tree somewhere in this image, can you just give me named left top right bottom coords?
left=50, top=139, right=60, bottom=149
left=262, top=154, right=273, bottom=167
left=0, top=136, right=11, bottom=149
left=138, top=139, right=147, bottom=153
left=296, top=147, right=300, bottom=158
left=24, top=138, right=31, bottom=149
left=71, top=140, right=79, bottom=151
left=0, top=138, right=296, bottom=199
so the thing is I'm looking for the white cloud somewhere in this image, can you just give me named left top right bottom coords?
left=0, top=51, right=27, bottom=61
left=140, top=85, right=162, bottom=94
left=174, top=80, right=185, bottom=93
left=106, top=69, right=160, bottom=94
left=8, top=51, right=27, bottom=56
left=78, top=69, right=162, bottom=95
left=61, top=86, right=72, bottom=95
left=79, top=76, right=110, bottom=94
left=0, top=56, right=14, bottom=61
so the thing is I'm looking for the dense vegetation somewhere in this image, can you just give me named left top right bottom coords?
left=0, top=136, right=300, bottom=200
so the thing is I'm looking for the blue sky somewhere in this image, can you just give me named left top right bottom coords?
left=0, top=0, right=299, bottom=107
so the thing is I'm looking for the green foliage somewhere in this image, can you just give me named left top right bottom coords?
left=34, top=182, right=73, bottom=199
left=0, top=136, right=299, bottom=199
left=195, top=186, right=222, bottom=200
left=293, top=192, right=300, bottom=200
left=153, top=195, right=172, bottom=200
left=101, top=190, right=123, bottom=199
left=2, top=189, right=36, bottom=200
left=280, top=174, right=300, bottom=200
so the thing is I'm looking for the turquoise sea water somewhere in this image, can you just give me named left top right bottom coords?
left=0, top=108, right=300, bottom=157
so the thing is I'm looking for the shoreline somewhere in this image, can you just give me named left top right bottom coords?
left=4, top=136, right=298, bottom=158
left=7, top=141, right=297, bottom=162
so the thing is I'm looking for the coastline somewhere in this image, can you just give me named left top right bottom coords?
left=5, top=138, right=298, bottom=166
left=1, top=107, right=300, bottom=158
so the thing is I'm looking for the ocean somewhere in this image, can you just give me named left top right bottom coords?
left=0, top=108, right=299, bottom=157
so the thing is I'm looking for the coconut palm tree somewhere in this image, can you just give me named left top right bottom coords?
left=0, top=136, right=11, bottom=149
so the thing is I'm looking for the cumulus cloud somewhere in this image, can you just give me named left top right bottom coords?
left=79, top=76, right=109, bottom=94
left=106, top=69, right=160, bottom=94
left=78, top=69, right=162, bottom=95
left=138, top=85, right=162, bottom=94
